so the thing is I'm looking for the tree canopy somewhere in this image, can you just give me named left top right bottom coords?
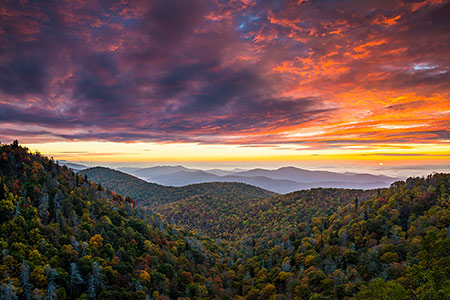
left=1, top=142, right=450, bottom=299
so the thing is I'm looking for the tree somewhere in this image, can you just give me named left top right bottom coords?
left=0, top=191, right=16, bottom=222
left=89, top=234, right=103, bottom=248
left=68, top=262, right=83, bottom=295
left=0, top=177, right=5, bottom=199
left=87, top=275, right=96, bottom=300
left=91, top=261, right=105, bottom=289
left=353, top=278, right=409, bottom=300
left=45, top=265, right=58, bottom=300
left=21, top=261, right=33, bottom=300
left=0, top=281, right=18, bottom=300
left=38, top=194, right=49, bottom=224
left=261, top=283, right=276, bottom=298
left=87, top=261, right=105, bottom=299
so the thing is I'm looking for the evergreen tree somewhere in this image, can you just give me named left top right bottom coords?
left=20, top=261, right=33, bottom=300
left=0, top=281, right=17, bottom=300
left=38, top=195, right=49, bottom=224
left=68, top=262, right=83, bottom=295
left=86, top=261, right=105, bottom=299
left=45, top=266, right=58, bottom=300
left=87, top=275, right=96, bottom=300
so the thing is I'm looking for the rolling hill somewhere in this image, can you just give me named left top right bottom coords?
left=155, top=187, right=376, bottom=240
left=57, top=160, right=88, bottom=172
left=79, top=166, right=277, bottom=207
left=131, top=165, right=193, bottom=179
left=149, top=170, right=393, bottom=193
left=233, top=166, right=396, bottom=183
left=120, top=165, right=398, bottom=193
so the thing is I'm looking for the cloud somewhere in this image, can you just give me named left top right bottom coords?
left=0, top=0, right=448, bottom=148
left=139, top=0, right=206, bottom=45
left=362, top=153, right=450, bottom=157
left=0, top=103, right=76, bottom=127
left=385, top=100, right=426, bottom=111
left=0, top=56, right=46, bottom=95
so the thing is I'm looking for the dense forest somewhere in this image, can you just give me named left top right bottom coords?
left=1, top=142, right=450, bottom=299
left=155, top=188, right=375, bottom=240
left=0, top=142, right=226, bottom=299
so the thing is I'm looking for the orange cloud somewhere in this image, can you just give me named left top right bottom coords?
left=373, top=15, right=402, bottom=26
left=410, top=0, right=445, bottom=12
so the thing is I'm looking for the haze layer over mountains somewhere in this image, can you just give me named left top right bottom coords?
left=64, top=162, right=398, bottom=193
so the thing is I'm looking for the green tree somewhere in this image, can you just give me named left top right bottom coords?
left=353, top=278, right=409, bottom=300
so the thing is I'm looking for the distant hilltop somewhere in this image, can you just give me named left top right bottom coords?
left=70, top=163, right=399, bottom=193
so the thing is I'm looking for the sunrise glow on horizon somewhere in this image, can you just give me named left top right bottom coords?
left=1, top=0, right=449, bottom=174
left=16, top=141, right=449, bottom=178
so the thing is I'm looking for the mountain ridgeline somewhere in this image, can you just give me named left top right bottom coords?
left=67, top=162, right=398, bottom=193
left=1, top=142, right=450, bottom=299
left=78, top=167, right=277, bottom=208
left=118, top=165, right=398, bottom=193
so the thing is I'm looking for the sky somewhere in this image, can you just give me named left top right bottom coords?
left=0, top=0, right=449, bottom=175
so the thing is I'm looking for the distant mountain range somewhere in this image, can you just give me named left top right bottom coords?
left=79, top=167, right=276, bottom=207
left=121, top=165, right=398, bottom=193
left=67, top=162, right=399, bottom=193
left=58, top=160, right=89, bottom=172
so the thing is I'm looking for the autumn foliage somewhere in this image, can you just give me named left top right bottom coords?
left=1, top=142, right=450, bottom=299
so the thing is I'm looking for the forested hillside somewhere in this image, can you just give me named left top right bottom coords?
left=79, top=167, right=276, bottom=207
left=155, top=188, right=375, bottom=240
left=79, top=167, right=176, bottom=206
left=215, top=174, right=450, bottom=299
left=1, top=143, right=450, bottom=299
left=0, top=142, right=226, bottom=299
